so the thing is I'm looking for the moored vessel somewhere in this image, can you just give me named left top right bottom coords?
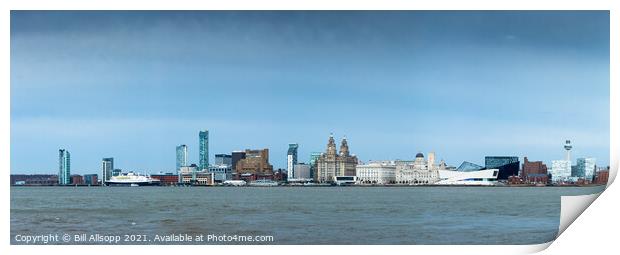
left=105, top=172, right=160, bottom=186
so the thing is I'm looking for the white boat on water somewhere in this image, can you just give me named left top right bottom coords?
left=248, top=179, right=278, bottom=187
left=223, top=180, right=247, bottom=186
left=105, top=172, right=160, bottom=186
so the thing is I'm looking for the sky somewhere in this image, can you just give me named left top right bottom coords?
left=10, top=11, right=610, bottom=174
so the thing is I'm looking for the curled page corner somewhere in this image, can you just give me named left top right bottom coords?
left=525, top=241, right=554, bottom=254
left=557, top=192, right=602, bottom=238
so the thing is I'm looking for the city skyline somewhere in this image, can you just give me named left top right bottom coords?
left=10, top=11, right=610, bottom=174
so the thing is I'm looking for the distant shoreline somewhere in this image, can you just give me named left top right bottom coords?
left=10, top=184, right=606, bottom=188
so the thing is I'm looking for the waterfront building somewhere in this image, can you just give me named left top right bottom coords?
left=315, top=134, right=358, bottom=183
left=231, top=151, right=246, bottom=173
left=273, top=168, right=288, bottom=182
left=234, top=149, right=274, bottom=181
left=112, top=168, right=122, bottom=177
left=309, top=152, right=322, bottom=179
left=208, top=164, right=233, bottom=182
left=101, top=157, right=114, bottom=183
left=179, top=164, right=199, bottom=181
left=179, top=172, right=214, bottom=186
left=456, top=161, right=484, bottom=172
left=151, top=173, right=180, bottom=186
left=215, top=154, right=232, bottom=166
left=83, top=174, right=98, bottom=185
left=575, top=157, right=596, bottom=181
left=71, top=175, right=84, bottom=185
left=594, top=168, right=610, bottom=185
left=550, top=160, right=572, bottom=182
left=291, top=163, right=312, bottom=180
left=395, top=153, right=439, bottom=185
left=436, top=169, right=499, bottom=185
left=199, top=130, right=209, bottom=171
left=287, top=143, right=298, bottom=181
left=58, top=149, right=71, bottom=185
left=356, top=161, right=396, bottom=184
left=521, top=157, right=548, bottom=184
left=176, top=145, right=188, bottom=173
left=11, top=174, right=58, bottom=186
left=484, top=156, right=519, bottom=180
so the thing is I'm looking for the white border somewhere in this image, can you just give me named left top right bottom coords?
left=2, top=1, right=617, bottom=254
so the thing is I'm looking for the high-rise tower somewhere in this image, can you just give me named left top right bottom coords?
left=58, top=149, right=71, bottom=185
left=102, top=157, right=114, bottom=184
left=176, top=144, right=188, bottom=173
left=564, top=140, right=573, bottom=163
left=199, top=130, right=209, bottom=171
left=287, top=143, right=299, bottom=180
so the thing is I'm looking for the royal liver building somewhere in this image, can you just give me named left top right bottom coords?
left=315, top=134, right=358, bottom=183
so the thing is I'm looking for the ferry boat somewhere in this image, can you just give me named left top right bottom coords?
left=222, top=180, right=247, bottom=186
left=248, top=179, right=278, bottom=187
left=105, top=172, right=161, bottom=186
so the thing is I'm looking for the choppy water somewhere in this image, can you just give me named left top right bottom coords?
left=10, top=186, right=605, bottom=245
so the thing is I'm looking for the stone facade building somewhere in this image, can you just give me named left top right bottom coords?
left=356, top=161, right=396, bottom=184
left=316, top=134, right=358, bottom=183
left=234, top=149, right=274, bottom=181
left=395, top=152, right=440, bottom=185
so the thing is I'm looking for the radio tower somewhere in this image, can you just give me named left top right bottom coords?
left=564, top=140, right=573, bottom=163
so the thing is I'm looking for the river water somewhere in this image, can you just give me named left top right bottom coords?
left=10, top=186, right=605, bottom=245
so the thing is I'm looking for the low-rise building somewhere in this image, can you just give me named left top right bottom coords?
left=83, top=174, right=98, bottom=185
left=594, top=168, right=609, bottom=185
left=70, top=175, right=84, bottom=185
left=356, top=161, right=396, bottom=184
left=10, top=174, right=58, bottom=186
left=521, top=157, right=548, bottom=184
left=179, top=172, right=214, bottom=186
left=208, top=164, right=232, bottom=183
left=151, top=173, right=179, bottom=185
left=550, top=160, right=571, bottom=183
left=292, top=163, right=311, bottom=180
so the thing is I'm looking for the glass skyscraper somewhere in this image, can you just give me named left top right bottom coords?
left=102, top=157, right=114, bottom=184
left=58, top=149, right=71, bottom=185
left=287, top=143, right=298, bottom=180
left=199, top=130, right=209, bottom=171
left=309, top=152, right=322, bottom=179
left=176, top=144, right=188, bottom=173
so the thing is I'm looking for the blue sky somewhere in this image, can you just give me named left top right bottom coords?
left=10, top=11, right=609, bottom=174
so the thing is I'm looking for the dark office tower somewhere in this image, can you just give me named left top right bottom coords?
left=231, top=151, right=246, bottom=173
left=485, top=156, right=519, bottom=180
left=58, top=149, right=71, bottom=185
left=199, top=130, right=209, bottom=171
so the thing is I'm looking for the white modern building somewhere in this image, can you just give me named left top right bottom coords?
left=576, top=157, right=596, bottom=181
left=356, top=161, right=396, bottom=184
left=435, top=169, right=499, bottom=185
left=550, top=160, right=572, bottom=182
